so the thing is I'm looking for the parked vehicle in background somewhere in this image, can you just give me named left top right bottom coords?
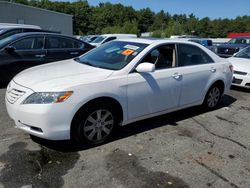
left=228, top=46, right=250, bottom=88
left=217, top=37, right=250, bottom=58
left=80, top=35, right=99, bottom=43
left=188, top=38, right=217, bottom=52
left=90, top=34, right=137, bottom=47
left=0, top=32, right=94, bottom=82
left=0, top=23, right=60, bottom=41
left=5, top=38, right=233, bottom=145
left=0, top=23, right=41, bottom=29
left=0, top=27, right=60, bottom=41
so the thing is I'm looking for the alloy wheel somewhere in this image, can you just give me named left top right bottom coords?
left=83, top=109, right=114, bottom=142
left=207, top=87, right=221, bottom=108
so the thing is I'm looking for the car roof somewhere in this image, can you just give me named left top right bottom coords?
left=5, top=32, right=76, bottom=39
left=116, top=37, right=201, bottom=45
left=0, top=32, right=83, bottom=49
left=100, top=34, right=137, bottom=37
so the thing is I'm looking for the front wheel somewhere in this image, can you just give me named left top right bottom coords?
left=71, top=102, right=119, bottom=145
left=203, top=85, right=222, bottom=110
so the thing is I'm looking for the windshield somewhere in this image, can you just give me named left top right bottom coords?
left=228, top=38, right=250, bottom=44
left=234, top=47, right=250, bottom=59
left=77, top=41, right=148, bottom=70
left=0, top=35, right=16, bottom=48
left=91, top=36, right=106, bottom=44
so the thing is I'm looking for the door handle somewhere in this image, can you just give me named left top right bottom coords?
left=210, top=67, right=216, bottom=73
left=172, top=73, right=182, bottom=80
left=70, top=52, right=79, bottom=55
left=35, top=54, right=46, bottom=58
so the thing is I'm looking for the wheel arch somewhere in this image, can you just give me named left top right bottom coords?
left=70, top=96, right=124, bottom=139
left=203, top=79, right=225, bottom=102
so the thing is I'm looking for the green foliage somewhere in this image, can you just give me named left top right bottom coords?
left=9, top=0, right=250, bottom=37
left=102, top=21, right=139, bottom=35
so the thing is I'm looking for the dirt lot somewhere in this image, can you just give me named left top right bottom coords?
left=0, top=86, right=249, bottom=188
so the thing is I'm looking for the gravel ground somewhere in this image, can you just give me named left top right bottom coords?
left=0, top=86, right=249, bottom=188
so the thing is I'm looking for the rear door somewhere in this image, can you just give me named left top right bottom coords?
left=0, top=35, right=46, bottom=80
left=45, top=36, right=85, bottom=62
left=176, top=44, right=217, bottom=106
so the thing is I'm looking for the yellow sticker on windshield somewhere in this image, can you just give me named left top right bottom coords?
left=122, top=49, right=134, bottom=56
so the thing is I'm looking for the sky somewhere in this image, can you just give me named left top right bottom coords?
left=88, top=0, right=250, bottom=19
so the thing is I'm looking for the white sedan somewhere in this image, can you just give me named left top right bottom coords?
left=228, top=46, right=250, bottom=89
left=5, top=38, right=233, bottom=145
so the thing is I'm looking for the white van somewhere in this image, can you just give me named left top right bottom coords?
left=90, top=34, right=137, bottom=47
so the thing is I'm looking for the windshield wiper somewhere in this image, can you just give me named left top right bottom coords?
left=74, top=57, right=81, bottom=62
left=74, top=58, right=100, bottom=68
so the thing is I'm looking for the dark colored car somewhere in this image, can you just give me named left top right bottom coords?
left=188, top=38, right=216, bottom=52
left=217, top=36, right=250, bottom=58
left=0, top=27, right=59, bottom=41
left=0, top=32, right=95, bottom=82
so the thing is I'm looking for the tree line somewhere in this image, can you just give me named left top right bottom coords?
left=6, top=0, right=250, bottom=37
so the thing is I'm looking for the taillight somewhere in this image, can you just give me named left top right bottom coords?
left=229, top=65, right=233, bottom=72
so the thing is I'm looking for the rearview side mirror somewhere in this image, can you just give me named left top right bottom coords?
left=5, top=46, right=15, bottom=53
left=136, top=62, right=155, bottom=73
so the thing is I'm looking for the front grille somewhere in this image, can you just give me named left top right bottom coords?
left=6, top=88, right=26, bottom=104
left=217, top=47, right=238, bottom=55
left=234, top=71, right=248, bottom=75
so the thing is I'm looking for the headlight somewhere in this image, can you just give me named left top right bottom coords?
left=22, top=91, right=73, bottom=104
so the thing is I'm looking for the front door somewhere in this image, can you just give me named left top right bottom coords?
left=0, top=35, right=46, bottom=81
left=127, top=44, right=182, bottom=120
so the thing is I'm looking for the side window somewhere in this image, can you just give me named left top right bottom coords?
left=46, top=36, right=83, bottom=49
left=12, top=36, right=44, bottom=50
left=177, top=44, right=214, bottom=67
left=103, top=37, right=117, bottom=44
left=141, top=44, right=176, bottom=70
left=73, top=40, right=84, bottom=48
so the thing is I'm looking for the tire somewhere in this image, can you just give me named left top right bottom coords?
left=203, top=84, right=222, bottom=110
left=71, top=102, right=119, bottom=145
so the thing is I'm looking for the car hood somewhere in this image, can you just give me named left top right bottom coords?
left=227, top=57, right=250, bottom=73
left=13, top=59, right=114, bottom=91
left=218, top=43, right=249, bottom=49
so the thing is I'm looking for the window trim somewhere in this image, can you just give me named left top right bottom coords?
left=8, top=35, right=45, bottom=51
left=176, top=43, right=215, bottom=67
left=129, top=43, right=177, bottom=74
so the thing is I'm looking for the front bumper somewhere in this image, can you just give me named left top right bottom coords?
left=5, top=81, right=75, bottom=140
left=232, top=74, right=250, bottom=89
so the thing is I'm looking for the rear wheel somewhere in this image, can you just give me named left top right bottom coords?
left=203, top=85, right=222, bottom=109
left=71, top=102, right=119, bottom=145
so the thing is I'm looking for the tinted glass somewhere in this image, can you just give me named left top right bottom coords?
left=228, top=38, right=250, bottom=44
left=46, top=36, right=83, bottom=49
left=234, top=47, right=250, bottom=59
left=177, top=44, right=214, bottom=66
left=103, top=37, right=117, bottom=43
left=12, top=36, right=44, bottom=50
left=78, top=41, right=148, bottom=70
left=91, top=36, right=106, bottom=43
